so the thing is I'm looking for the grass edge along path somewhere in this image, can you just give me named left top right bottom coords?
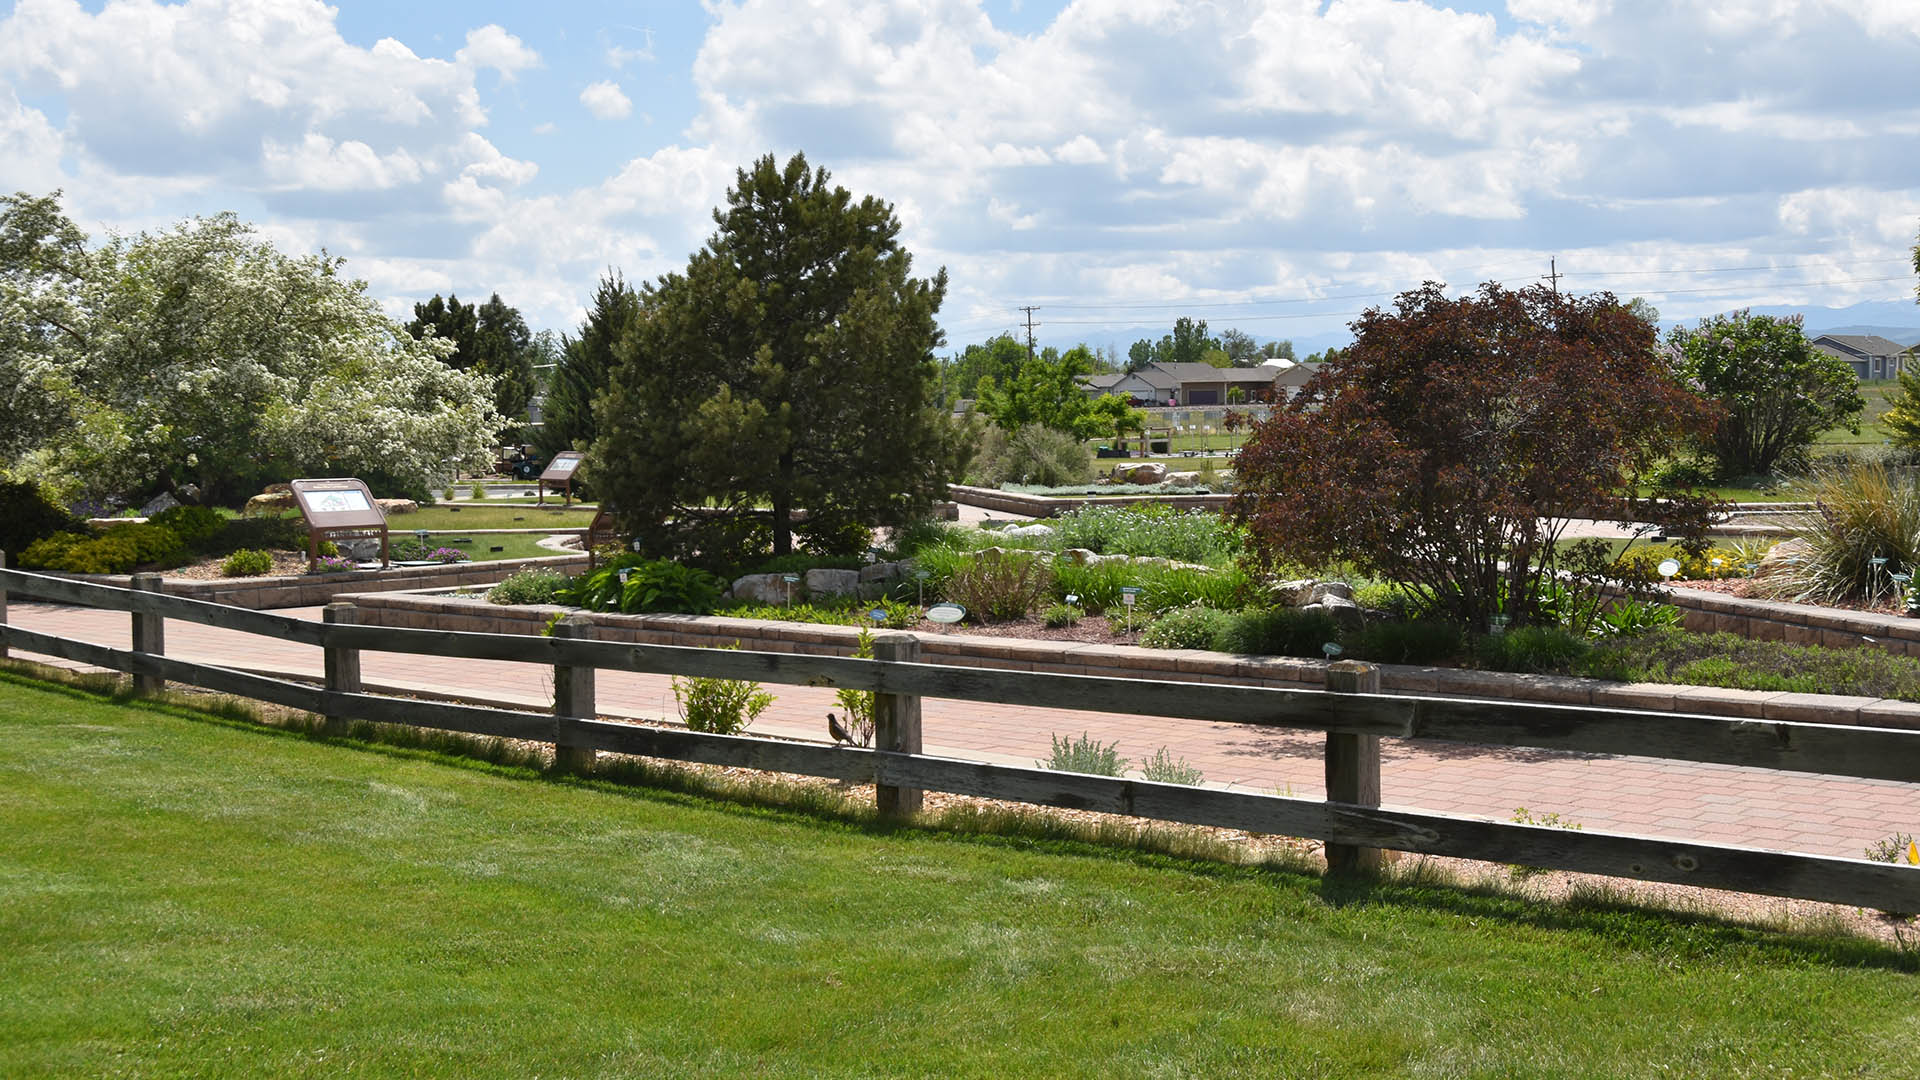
left=1, top=667, right=1917, bottom=1078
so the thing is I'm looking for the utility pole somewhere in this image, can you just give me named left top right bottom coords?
left=1545, top=257, right=1561, bottom=297
left=1019, top=305, right=1040, bottom=364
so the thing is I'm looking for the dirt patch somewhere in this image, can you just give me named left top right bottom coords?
left=165, top=551, right=313, bottom=580
left=1675, top=577, right=1907, bottom=617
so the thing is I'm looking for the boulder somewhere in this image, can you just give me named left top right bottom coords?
left=1114, top=462, right=1169, bottom=485
left=1059, top=548, right=1098, bottom=566
left=805, top=568, right=862, bottom=597
left=375, top=498, right=418, bottom=515
left=264, top=482, right=293, bottom=495
left=1004, top=523, right=1055, bottom=538
left=1308, top=581, right=1354, bottom=604
left=858, top=560, right=904, bottom=584
left=1753, top=538, right=1807, bottom=581
left=1166, top=472, right=1201, bottom=486
left=1266, top=579, right=1317, bottom=606
left=139, top=492, right=181, bottom=517
left=1304, top=595, right=1366, bottom=632
left=244, top=492, right=296, bottom=516
left=338, top=539, right=383, bottom=561
left=730, top=573, right=796, bottom=606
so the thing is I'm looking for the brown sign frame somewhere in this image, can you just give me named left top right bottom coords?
left=289, top=478, right=389, bottom=570
left=537, top=451, right=586, bottom=506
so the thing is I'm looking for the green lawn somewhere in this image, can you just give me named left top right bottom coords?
left=2, top=673, right=1915, bottom=1078
left=402, top=504, right=596, bottom=531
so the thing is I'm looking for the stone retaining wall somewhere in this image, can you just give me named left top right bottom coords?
left=83, top=553, right=588, bottom=609
left=341, top=590, right=1920, bottom=731
left=1663, top=585, right=1920, bottom=657
left=945, top=484, right=1232, bottom=518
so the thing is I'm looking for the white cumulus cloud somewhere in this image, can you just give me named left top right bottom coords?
left=580, top=81, right=633, bottom=120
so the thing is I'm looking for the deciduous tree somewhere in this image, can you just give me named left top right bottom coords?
left=1230, top=282, right=1718, bottom=632
left=591, top=153, right=969, bottom=562
left=0, top=192, right=499, bottom=505
left=974, top=344, right=1142, bottom=440
left=1665, top=310, right=1862, bottom=478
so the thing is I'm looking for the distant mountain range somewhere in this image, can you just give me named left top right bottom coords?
left=1019, top=297, right=1920, bottom=357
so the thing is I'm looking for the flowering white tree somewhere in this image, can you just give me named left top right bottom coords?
left=0, top=191, right=498, bottom=504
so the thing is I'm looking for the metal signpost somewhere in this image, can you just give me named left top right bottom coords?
left=288, top=478, right=390, bottom=571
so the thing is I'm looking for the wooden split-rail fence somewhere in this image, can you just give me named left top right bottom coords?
left=3, top=558, right=1919, bottom=912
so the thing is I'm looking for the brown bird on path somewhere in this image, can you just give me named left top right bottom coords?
left=827, top=712, right=852, bottom=745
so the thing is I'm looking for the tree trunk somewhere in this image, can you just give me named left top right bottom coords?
left=771, top=453, right=794, bottom=556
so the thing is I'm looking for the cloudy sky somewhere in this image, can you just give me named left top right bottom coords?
left=4, top=0, right=1919, bottom=351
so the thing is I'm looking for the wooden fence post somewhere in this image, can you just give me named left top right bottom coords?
left=322, top=603, right=361, bottom=736
left=1324, top=659, right=1383, bottom=874
left=0, top=551, right=9, bottom=660
left=873, top=632, right=924, bottom=816
left=130, top=573, right=165, bottom=696
left=551, top=614, right=596, bottom=774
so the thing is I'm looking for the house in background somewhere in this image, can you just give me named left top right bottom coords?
left=1081, top=362, right=1300, bottom=406
left=1809, top=334, right=1911, bottom=380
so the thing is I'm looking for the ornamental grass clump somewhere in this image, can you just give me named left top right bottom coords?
left=1764, top=460, right=1920, bottom=606
left=943, top=550, right=1054, bottom=622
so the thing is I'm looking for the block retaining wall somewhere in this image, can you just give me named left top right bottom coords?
left=342, top=589, right=1920, bottom=732
left=1662, top=585, right=1920, bottom=658
left=73, top=553, right=589, bottom=609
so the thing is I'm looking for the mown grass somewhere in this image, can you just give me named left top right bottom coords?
left=1, top=669, right=1916, bottom=1078
left=402, top=504, right=597, bottom=531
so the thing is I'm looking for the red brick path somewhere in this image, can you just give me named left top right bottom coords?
left=8, top=601, right=1914, bottom=860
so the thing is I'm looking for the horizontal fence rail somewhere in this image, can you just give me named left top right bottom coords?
left=4, top=564, right=1919, bottom=912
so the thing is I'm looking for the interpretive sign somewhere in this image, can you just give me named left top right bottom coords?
left=289, top=478, right=389, bottom=570
left=538, top=451, right=586, bottom=506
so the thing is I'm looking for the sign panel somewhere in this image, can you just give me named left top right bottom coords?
left=290, top=478, right=386, bottom=529
left=540, top=451, right=584, bottom=483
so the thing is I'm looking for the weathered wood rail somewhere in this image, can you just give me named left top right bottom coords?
left=4, top=562, right=1919, bottom=912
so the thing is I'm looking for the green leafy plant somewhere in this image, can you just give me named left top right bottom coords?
left=564, top=556, right=724, bottom=615
left=148, top=504, right=227, bottom=550
left=1580, top=627, right=1920, bottom=699
left=1040, top=732, right=1127, bottom=776
left=0, top=479, right=80, bottom=559
left=1509, top=806, right=1584, bottom=878
left=1139, top=746, right=1203, bottom=785
left=18, top=523, right=185, bottom=574
left=1214, top=607, right=1340, bottom=658
left=487, top=568, right=571, bottom=606
left=1475, top=627, right=1590, bottom=674
left=1595, top=599, right=1683, bottom=638
left=832, top=627, right=877, bottom=747
left=219, top=548, right=274, bottom=577
left=1049, top=558, right=1136, bottom=614
left=1139, top=605, right=1231, bottom=649
left=213, top=514, right=307, bottom=554
left=970, top=423, right=1095, bottom=487
left=1340, top=620, right=1465, bottom=665
left=673, top=643, right=775, bottom=734
left=469, top=481, right=488, bottom=500
left=1041, top=602, right=1084, bottom=628
left=943, top=550, right=1054, bottom=622
left=1050, top=504, right=1240, bottom=565
left=1138, top=563, right=1250, bottom=613
left=1864, top=833, right=1919, bottom=865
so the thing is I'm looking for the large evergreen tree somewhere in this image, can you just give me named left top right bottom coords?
left=591, top=153, right=969, bottom=563
left=537, top=273, right=639, bottom=457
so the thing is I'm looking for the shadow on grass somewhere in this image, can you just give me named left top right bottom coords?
left=3, top=659, right=1915, bottom=973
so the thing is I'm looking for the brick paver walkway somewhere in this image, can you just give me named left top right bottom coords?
left=8, top=601, right=1915, bottom=859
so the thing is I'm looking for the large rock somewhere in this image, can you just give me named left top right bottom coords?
left=1308, top=581, right=1354, bottom=604
left=805, top=568, right=861, bottom=597
left=1166, top=472, right=1201, bottom=486
left=1753, top=538, right=1808, bottom=582
left=1004, top=523, right=1055, bottom=538
left=730, top=573, right=797, bottom=606
left=1059, top=548, right=1098, bottom=566
left=245, top=491, right=296, bottom=517
left=859, top=560, right=905, bottom=584
left=1304, top=595, right=1366, bottom=632
left=338, top=539, right=383, bottom=561
left=375, top=498, right=418, bottom=515
left=1268, top=578, right=1317, bottom=606
left=1114, top=462, right=1169, bottom=485
left=140, top=492, right=181, bottom=518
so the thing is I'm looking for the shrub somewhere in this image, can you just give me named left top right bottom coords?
left=1579, top=627, right=1920, bottom=700
left=219, top=549, right=274, bottom=577
left=1341, top=620, right=1465, bottom=665
left=1139, top=746, right=1204, bottom=785
left=0, top=480, right=81, bottom=559
left=1140, top=605, right=1231, bottom=650
left=214, top=514, right=307, bottom=554
left=1041, top=602, right=1083, bottom=628
left=943, top=550, right=1054, bottom=622
left=149, top=505, right=227, bottom=550
left=19, top=524, right=184, bottom=574
left=971, top=424, right=1095, bottom=488
left=1050, top=504, right=1239, bottom=565
left=1040, top=732, right=1127, bottom=776
left=1214, top=607, right=1340, bottom=658
left=1614, top=543, right=1745, bottom=583
left=1594, top=598, right=1683, bottom=638
left=488, top=568, right=571, bottom=606
left=673, top=644, right=774, bottom=734
left=469, top=481, right=488, bottom=500
left=1761, top=461, right=1920, bottom=605
left=565, top=556, right=725, bottom=615
left=882, top=518, right=969, bottom=559
left=1475, top=627, right=1590, bottom=674
left=1139, top=564, right=1250, bottom=613
left=832, top=627, right=877, bottom=747
left=1864, top=833, right=1918, bottom=865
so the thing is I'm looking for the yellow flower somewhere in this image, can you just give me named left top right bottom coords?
left=1908, top=840, right=1918, bottom=866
